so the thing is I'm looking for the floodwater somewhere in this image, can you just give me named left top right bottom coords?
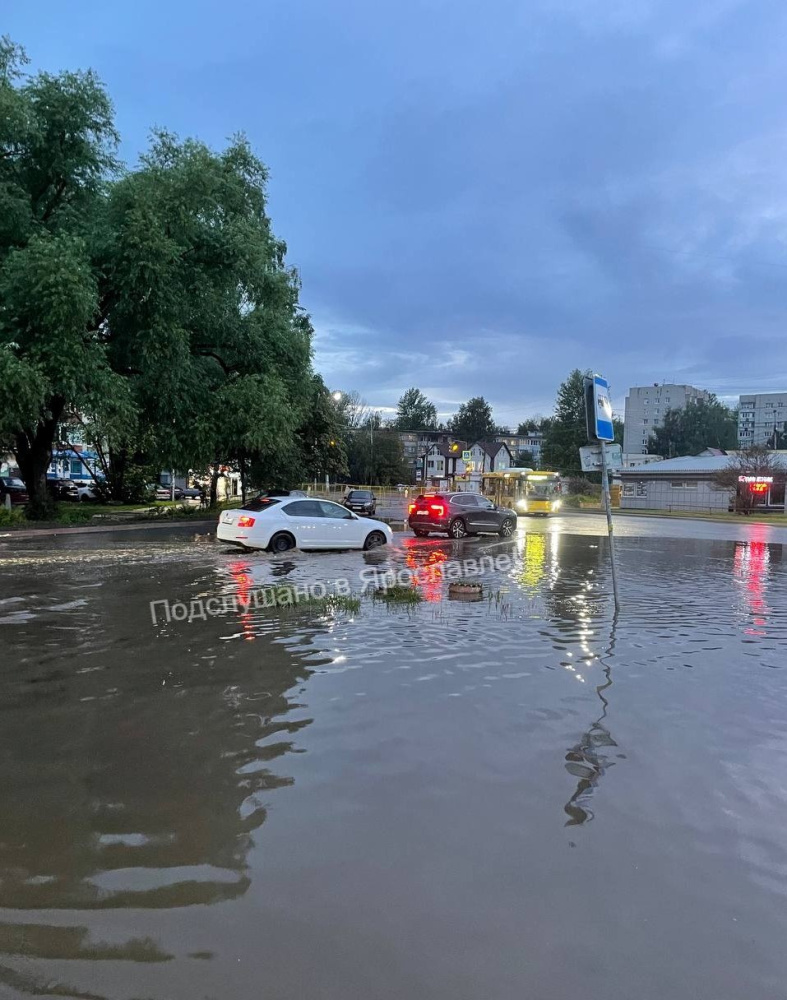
left=1, top=513, right=786, bottom=1000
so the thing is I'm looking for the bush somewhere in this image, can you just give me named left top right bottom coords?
left=53, top=504, right=96, bottom=525
left=564, top=476, right=601, bottom=496
left=0, top=507, right=26, bottom=527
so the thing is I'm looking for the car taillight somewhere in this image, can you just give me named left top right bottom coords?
left=429, top=504, right=445, bottom=516
left=408, top=503, right=415, bottom=514
left=237, top=516, right=255, bottom=528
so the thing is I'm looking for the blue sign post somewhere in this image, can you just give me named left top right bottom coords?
left=583, top=374, right=620, bottom=610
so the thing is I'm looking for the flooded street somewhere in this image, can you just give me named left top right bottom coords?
left=1, top=514, right=787, bottom=999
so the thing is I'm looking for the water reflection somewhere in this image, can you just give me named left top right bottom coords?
left=733, top=530, right=772, bottom=637
left=564, top=614, right=619, bottom=826
left=0, top=563, right=309, bottom=984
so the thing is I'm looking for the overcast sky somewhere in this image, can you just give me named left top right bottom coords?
left=8, top=0, right=787, bottom=427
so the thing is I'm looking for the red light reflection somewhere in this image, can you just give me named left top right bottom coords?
left=229, top=560, right=256, bottom=641
left=733, top=527, right=770, bottom=636
left=402, top=537, right=447, bottom=602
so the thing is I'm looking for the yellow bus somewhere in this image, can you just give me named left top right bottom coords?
left=481, top=469, right=531, bottom=508
left=521, top=471, right=562, bottom=515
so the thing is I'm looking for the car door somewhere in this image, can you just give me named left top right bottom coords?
left=317, top=500, right=366, bottom=547
left=451, top=493, right=477, bottom=529
left=464, top=494, right=499, bottom=532
left=279, top=499, right=327, bottom=548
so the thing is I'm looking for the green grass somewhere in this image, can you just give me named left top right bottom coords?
left=373, top=584, right=423, bottom=605
left=258, top=585, right=361, bottom=614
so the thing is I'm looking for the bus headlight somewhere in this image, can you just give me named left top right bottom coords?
left=553, top=499, right=561, bottom=510
left=517, top=499, right=528, bottom=510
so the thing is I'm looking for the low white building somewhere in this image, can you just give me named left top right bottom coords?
left=422, top=442, right=467, bottom=484
left=619, top=455, right=733, bottom=512
left=467, top=441, right=514, bottom=474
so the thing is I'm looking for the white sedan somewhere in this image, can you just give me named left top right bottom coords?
left=217, top=496, right=393, bottom=552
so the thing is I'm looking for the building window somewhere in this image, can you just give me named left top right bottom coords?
left=622, top=483, right=635, bottom=497
left=670, top=481, right=685, bottom=489
left=636, top=482, right=647, bottom=497
left=684, top=481, right=698, bottom=489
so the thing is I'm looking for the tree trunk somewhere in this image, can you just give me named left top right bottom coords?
left=209, top=462, right=221, bottom=507
left=14, top=397, right=65, bottom=520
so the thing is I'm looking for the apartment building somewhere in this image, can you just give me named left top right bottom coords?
left=738, top=393, right=787, bottom=448
left=622, top=383, right=711, bottom=455
left=494, top=432, right=543, bottom=467
left=397, top=429, right=464, bottom=481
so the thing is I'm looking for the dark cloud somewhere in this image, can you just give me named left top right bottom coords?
left=8, top=0, right=787, bottom=423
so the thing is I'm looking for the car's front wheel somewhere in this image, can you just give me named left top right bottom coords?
left=498, top=518, right=516, bottom=537
left=449, top=518, right=468, bottom=539
left=268, top=532, right=295, bottom=553
left=363, top=530, right=387, bottom=550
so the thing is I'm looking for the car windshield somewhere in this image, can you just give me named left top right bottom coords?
left=3, top=478, right=25, bottom=488
left=242, top=496, right=282, bottom=512
left=349, top=491, right=372, bottom=499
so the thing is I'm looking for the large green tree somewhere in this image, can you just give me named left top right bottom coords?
left=0, top=39, right=318, bottom=514
left=540, top=369, right=592, bottom=473
left=298, top=375, right=349, bottom=485
left=448, top=396, right=496, bottom=442
left=104, top=130, right=313, bottom=503
left=0, top=37, right=123, bottom=516
left=347, top=426, right=408, bottom=485
left=647, top=397, right=737, bottom=457
left=394, top=387, right=437, bottom=430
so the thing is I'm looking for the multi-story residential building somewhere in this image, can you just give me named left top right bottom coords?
left=494, top=432, right=543, bottom=467
left=622, top=383, right=711, bottom=455
left=738, top=392, right=787, bottom=448
left=398, top=429, right=464, bottom=481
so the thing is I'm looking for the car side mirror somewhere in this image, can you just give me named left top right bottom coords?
left=344, top=512, right=357, bottom=520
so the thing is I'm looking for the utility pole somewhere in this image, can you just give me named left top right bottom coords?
left=599, top=440, right=620, bottom=612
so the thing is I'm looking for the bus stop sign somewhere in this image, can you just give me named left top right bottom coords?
left=584, top=374, right=614, bottom=443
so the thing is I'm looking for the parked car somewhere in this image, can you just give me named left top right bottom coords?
left=75, top=482, right=106, bottom=503
left=154, top=484, right=184, bottom=501
left=218, top=496, right=392, bottom=552
left=46, top=477, right=80, bottom=502
left=343, top=489, right=377, bottom=515
left=408, top=492, right=517, bottom=539
left=178, top=485, right=204, bottom=500
left=0, top=477, right=30, bottom=507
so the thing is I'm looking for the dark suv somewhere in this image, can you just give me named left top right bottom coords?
left=344, top=489, right=376, bottom=515
left=408, top=492, right=517, bottom=539
left=46, top=477, right=80, bottom=501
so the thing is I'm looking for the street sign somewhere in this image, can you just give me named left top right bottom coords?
left=591, top=375, right=614, bottom=441
left=462, top=450, right=471, bottom=461
left=580, top=443, right=622, bottom=473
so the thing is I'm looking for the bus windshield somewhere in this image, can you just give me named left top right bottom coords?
left=528, top=479, right=559, bottom=498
